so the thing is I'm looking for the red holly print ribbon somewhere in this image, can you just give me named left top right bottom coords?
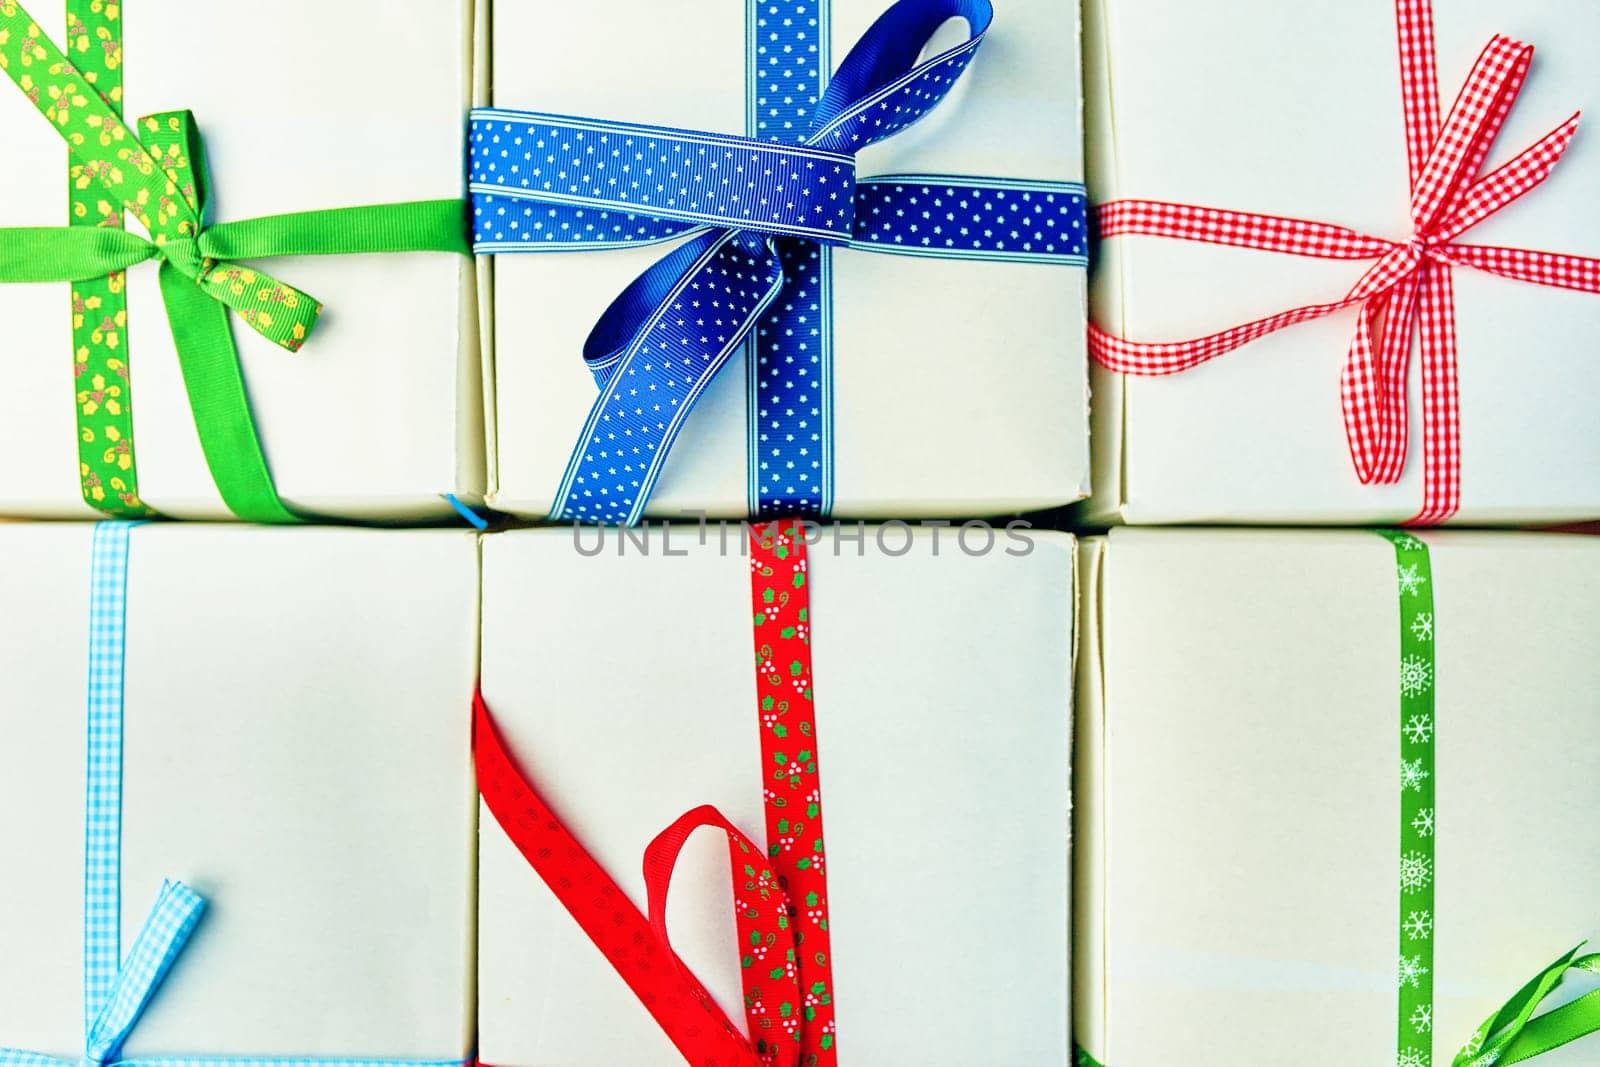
left=474, top=520, right=836, bottom=1066
left=1089, top=0, right=1600, bottom=525
left=748, top=521, right=837, bottom=1065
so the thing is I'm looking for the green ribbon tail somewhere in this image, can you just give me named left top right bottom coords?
left=1456, top=948, right=1600, bottom=1066
left=199, top=199, right=471, bottom=259
left=157, top=261, right=298, bottom=524
left=1499, top=988, right=1600, bottom=1066
left=0, top=228, right=154, bottom=282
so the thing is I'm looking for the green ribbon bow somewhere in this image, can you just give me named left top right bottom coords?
left=0, top=1, right=469, bottom=521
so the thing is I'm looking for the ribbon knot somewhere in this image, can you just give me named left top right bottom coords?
left=571, top=0, right=995, bottom=392
left=154, top=233, right=208, bottom=283
left=1089, top=4, right=1600, bottom=525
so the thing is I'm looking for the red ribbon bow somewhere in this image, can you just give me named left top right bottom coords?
left=475, top=521, right=836, bottom=1067
left=1090, top=0, right=1600, bottom=523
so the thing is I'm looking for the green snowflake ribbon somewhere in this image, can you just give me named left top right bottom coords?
left=1379, top=530, right=1600, bottom=1067
left=1382, top=529, right=1439, bottom=1066
left=0, top=0, right=469, bottom=521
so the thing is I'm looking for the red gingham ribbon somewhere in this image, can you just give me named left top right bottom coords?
left=475, top=520, right=835, bottom=1067
left=1089, top=0, right=1600, bottom=524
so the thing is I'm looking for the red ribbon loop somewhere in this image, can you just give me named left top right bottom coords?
left=641, top=807, right=805, bottom=1067
left=1090, top=0, right=1600, bottom=523
left=474, top=692, right=768, bottom=1067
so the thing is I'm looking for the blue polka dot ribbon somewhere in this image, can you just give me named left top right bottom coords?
left=470, top=0, right=1090, bottom=524
left=0, top=522, right=471, bottom=1067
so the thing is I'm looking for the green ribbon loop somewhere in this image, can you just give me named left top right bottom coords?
left=134, top=110, right=325, bottom=353
left=1455, top=947, right=1600, bottom=1067
left=1, top=0, right=470, bottom=520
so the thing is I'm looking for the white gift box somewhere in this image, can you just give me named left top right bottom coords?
left=1081, top=0, right=1600, bottom=525
left=0, top=524, right=479, bottom=1058
left=1073, top=529, right=1600, bottom=1067
left=484, top=0, right=1089, bottom=520
left=0, top=1, right=482, bottom=521
left=479, top=524, right=1075, bottom=1065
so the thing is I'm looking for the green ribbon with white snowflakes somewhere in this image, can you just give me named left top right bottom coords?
left=1386, top=529, right=1439, bottom=1065
left=1379, top=531, right=1600, bottom=1067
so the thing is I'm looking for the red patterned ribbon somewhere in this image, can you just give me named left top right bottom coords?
left=475, top=520, right=835, bottom=1066
left=748, top=522, right=837, bottom=1062
left=1089, top=0, right=1600, bottom=524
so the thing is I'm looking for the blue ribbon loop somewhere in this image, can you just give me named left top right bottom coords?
left=78, top=882, right=207, bottom=1067
left=471, top=0, right=1088, bottom=523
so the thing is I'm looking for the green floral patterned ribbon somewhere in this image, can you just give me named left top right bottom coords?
left=59, top=0, right=145, bottom=515
left=0, top=0, right=469, bottom=521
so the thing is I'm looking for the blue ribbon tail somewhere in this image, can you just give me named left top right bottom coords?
left=549, top=230, right=785, bottom=524
left=83, top=881, right=207, bottom=1066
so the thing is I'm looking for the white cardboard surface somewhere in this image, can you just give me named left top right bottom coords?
left=1076, top=528, right=1600, bottom=1067
left=488, top=1, right=1089, bottom=519
left=479, top=524, right=1075, bottom=1065
left=0, top=1, right=482, bottom=521
left=0, top=525, right=479, bottom=1059
left=1082, top=1, right=1600, bottom=525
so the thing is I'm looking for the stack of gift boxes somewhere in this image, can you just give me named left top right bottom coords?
left=1, top=1, right=1596, bottom=1066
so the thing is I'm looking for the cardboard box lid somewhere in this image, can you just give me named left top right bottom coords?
left=486, top=0, right=1090, bottom=519
left=0, top=1, right=482, bottom=520
left=1082, top=0, right=1600, bottom=524
left=1077, top=528, right=1600, bottom=1066
left=479, top=523, right=1075, bottom=1066
left=0, top=524, right=479, bottom=1059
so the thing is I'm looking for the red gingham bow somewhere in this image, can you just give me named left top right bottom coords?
left=1090, top=0, right=1600, bottom=524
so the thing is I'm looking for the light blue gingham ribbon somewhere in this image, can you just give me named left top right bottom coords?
left=470, top=0, right=1089, bottom=524
left=0, top=522, right=470, bottom=1067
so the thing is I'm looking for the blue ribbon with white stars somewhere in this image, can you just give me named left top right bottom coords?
left=0, top=522, right=471, bottom=1067
left=469, top=0, right=1089, bottom=524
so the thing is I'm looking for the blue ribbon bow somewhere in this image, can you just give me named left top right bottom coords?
left=471, top=0, right=1089, bottom=524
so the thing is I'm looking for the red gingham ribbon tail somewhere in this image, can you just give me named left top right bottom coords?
left=1408, top=265, right=1461, bottom=525
left=473, top=692, right=770, bottom=1067
left=1089, top=199, right=1402, bottom=374
left=1437, top=242, right=1600, bottom=294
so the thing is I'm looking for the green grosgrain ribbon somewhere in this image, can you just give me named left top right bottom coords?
left=0, top=0, right=469, bottom=521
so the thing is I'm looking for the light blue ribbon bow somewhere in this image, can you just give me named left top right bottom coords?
left=471, top=0, right=1089, bottom=524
